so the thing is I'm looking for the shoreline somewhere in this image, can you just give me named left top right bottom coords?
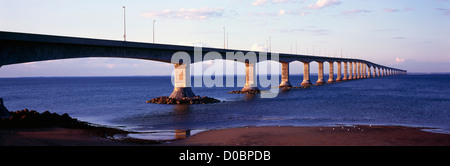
left=1, top=125, right=449, bottom=146
left=2, top=109, right=449, bottom=146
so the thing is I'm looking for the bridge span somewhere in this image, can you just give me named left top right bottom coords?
left=0, top=31, right=406, bottom=99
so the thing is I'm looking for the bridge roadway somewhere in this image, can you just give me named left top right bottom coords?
left=0, top=31, right=407, bottom=99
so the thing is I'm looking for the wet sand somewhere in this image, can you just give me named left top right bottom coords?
left=1, top=125, right=449, bottom=146
left=0, top=127, right=138, bottom=146
left=169, top=125, right=450, bottom=146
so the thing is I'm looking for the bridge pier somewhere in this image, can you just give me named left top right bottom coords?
left=301, top=61, right=312, bottom=86
left=169, top=63, right=196, bottom=99
left=327, top=62, right=334, bottom=83
left=279, top=62, right=292, bottom=87
left=0, top=98, right=10, bottom=117
left=357, top=62, right=361, bottom=79
left=348, top=62, right=353, bottom=80
left=241, top=62, right=260, bottom=92
left=317, top=61, right=325, bottom=84
left=363, top=63, right=366, bottom=78
left=373, top=67, right=377, bottom=77
left=343, top=62, right=348, bottom=81
left=353, top=62, right=357, bottom=79
left=0, top=66, right=10, bottom=117
left=367, top=65, right=371, bottom=78
left=336, top=62, right=342, bottom=81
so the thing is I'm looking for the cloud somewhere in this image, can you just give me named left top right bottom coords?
left=252, top=0, right=267, bottom=6
left=392, top=37, right=406, bottom=39
left=178, top=41, right=208, bottom=47
left=395, top=57, right=406, bottom=63
left=383, top=7, right=415, bottom=13
left=106, top=64, right=115, bottom=69
left=308, top=0, right=341, bottom=9
left=272, top=26, right=329, bottom=35
left=342, top=9, right=371, bottom=15
left=435, top=8, right=450, bottom=16
left=253, top=0, right=298, bottom=6
left=249, top=9, right=308, bottom=17
left=272, top=0, right=291, bottom=3
left=250, top=43, right=268, bottom=52
left=278, top=9, right=286, bottom=16
left=141, top=7, right=224, bottom=20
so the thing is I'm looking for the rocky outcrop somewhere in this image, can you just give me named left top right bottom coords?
left=228, top=89, right=261, bottom=94
left=0, top=109, right=91, bottom=129
left=147, top=96, right=221, bottom=105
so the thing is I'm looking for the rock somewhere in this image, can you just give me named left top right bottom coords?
left=146, top=96, right=221, bottom=105
left=228, top=89, right=261, bottom=94
left=0, top=109, right=92, bottom=129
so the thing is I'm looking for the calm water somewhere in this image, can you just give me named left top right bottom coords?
left=1, top=74, right=449, bottom=140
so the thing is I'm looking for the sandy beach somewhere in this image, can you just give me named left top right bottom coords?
left=1, top=125, right=449, bottom=146
left=169, top=125, right=450, bottom=146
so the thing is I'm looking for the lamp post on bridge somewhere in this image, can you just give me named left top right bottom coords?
left=153, top=20, right=156, bottom=43
left=223, top=26, right=226, bottom=49
left=122, top=6, right=126, bottom=41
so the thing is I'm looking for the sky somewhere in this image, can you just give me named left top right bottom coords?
left=0, top=0, right=449, bottom=77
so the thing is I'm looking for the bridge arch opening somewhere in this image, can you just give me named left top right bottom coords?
left=0, top=57, right=174, bottom=77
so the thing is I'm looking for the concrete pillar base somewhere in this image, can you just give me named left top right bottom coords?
left=316, top=79, right=325, bottom=84
left=301, top=80, right=313, bottom=86
left=279, top=81, right=293, bottom=87
left=241, top=86, right=260, bottom=92
left=169, top=87, right=196, bottom=99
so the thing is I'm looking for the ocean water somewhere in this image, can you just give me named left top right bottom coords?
left=1, top=74, right=449, bottom=140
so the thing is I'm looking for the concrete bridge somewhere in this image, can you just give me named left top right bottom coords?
left=0, top=31, right=407, bottom=99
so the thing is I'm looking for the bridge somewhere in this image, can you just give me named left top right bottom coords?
left=0, top=31, right=406, bottom=100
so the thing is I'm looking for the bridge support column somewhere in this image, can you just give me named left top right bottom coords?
left=301, top=62, right=312, bottom=86
left=242, top=62, right=259, bottom=92
left=279, top=62, right=292, bottom=87
left=317, top=61, right=325, bottom=84
left=169, top=63, right=196, bottom=99
left=348, top=62, right=353, bottom=80
left=353, top=62, right=357, bottom=79
left=373, top=67, right=377, bottom=77
left=0, top=98, right=10, bottom=117
left=363, top=63, right=366, bottom=78
left=343, top=62, right=348, bottom=81
left=336, top=62, right=342, bottom=81
left=327, top=62, right=334, bottom=83
left=357, top=62, right=361, bottom=79
left=367, top=66, right=371, bottom=78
